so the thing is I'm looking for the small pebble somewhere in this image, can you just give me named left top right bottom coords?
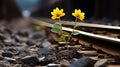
left=47, top=64, right=60, bottom=67
left=26, top=40, right=36, bottom=46
left=17, top=31, right=29, bottom=37
left=38, top=47, right=49, bottom=55
left=60, top=59, right=70, bottom=67
left=0, top=35, right=6, bottom=41
left=2, top=52, right=13, bottom=58
left=98, top=54, right=105, bottom=59
left=39, top=55, right=54, bottom=66
left=32, top=33, right=43, bottom=39
left=69, top=56, right=95, bottom=67
left=42, top=41, right=51, bottom=48
left=21, top=56, right=39, bottom=65
left=94, top=59, right=107, bottom=67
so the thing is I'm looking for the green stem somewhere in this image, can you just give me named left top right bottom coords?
left=59, top=18, right=61, bottom=22
left=58, top=18, right=66, bottom=43
left=66, top=18, right=78, bottom=48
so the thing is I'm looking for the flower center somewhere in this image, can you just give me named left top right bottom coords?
left=56, top=13, right=60, bottom=17
left=76, top=14, right=80, bottom=18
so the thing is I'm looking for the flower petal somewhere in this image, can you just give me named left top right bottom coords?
left=75, top=9, right=77, bottom=13
left=56, top=7, right=59, bottom=11
left=61, top=13, right=65, bottom=16
left=51, top=12, right=54, bottom=15
left=77, top=9, right=81, bottom=13
left=60, top=9, right=64, bottom=12
left=51, top=16, right=56, bottom=20
left=81, top=12, right=85, bottom=16
left=72, top=13, right=75, bottom=16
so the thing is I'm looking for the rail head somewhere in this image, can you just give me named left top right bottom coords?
left=35, top=18, right=120, bottom=30
left=60, top=21, right=120, bottom=30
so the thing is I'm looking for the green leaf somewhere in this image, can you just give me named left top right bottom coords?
left=51, top=23, right=62, bottom=33
left=63, top=31, right=70, bottom=37
left=51, top=28, right=61, bottom=33
left=55, top=36, right=64, bottom=42
left=53, top=23, right=62, bottom=30
left=72, top=31, right=79, bottom=35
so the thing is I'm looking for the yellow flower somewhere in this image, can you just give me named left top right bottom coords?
left=51, top=7, right=65, bottom=20
left=72, top=9, right=85, bottom=21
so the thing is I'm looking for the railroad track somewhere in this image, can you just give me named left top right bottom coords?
left=31, top=18, right=120, bottom=43
left=31, top=18, right=120, bottom=67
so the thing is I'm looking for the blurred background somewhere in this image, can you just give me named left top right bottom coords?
left=0, top=0, right=120, bottom=22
